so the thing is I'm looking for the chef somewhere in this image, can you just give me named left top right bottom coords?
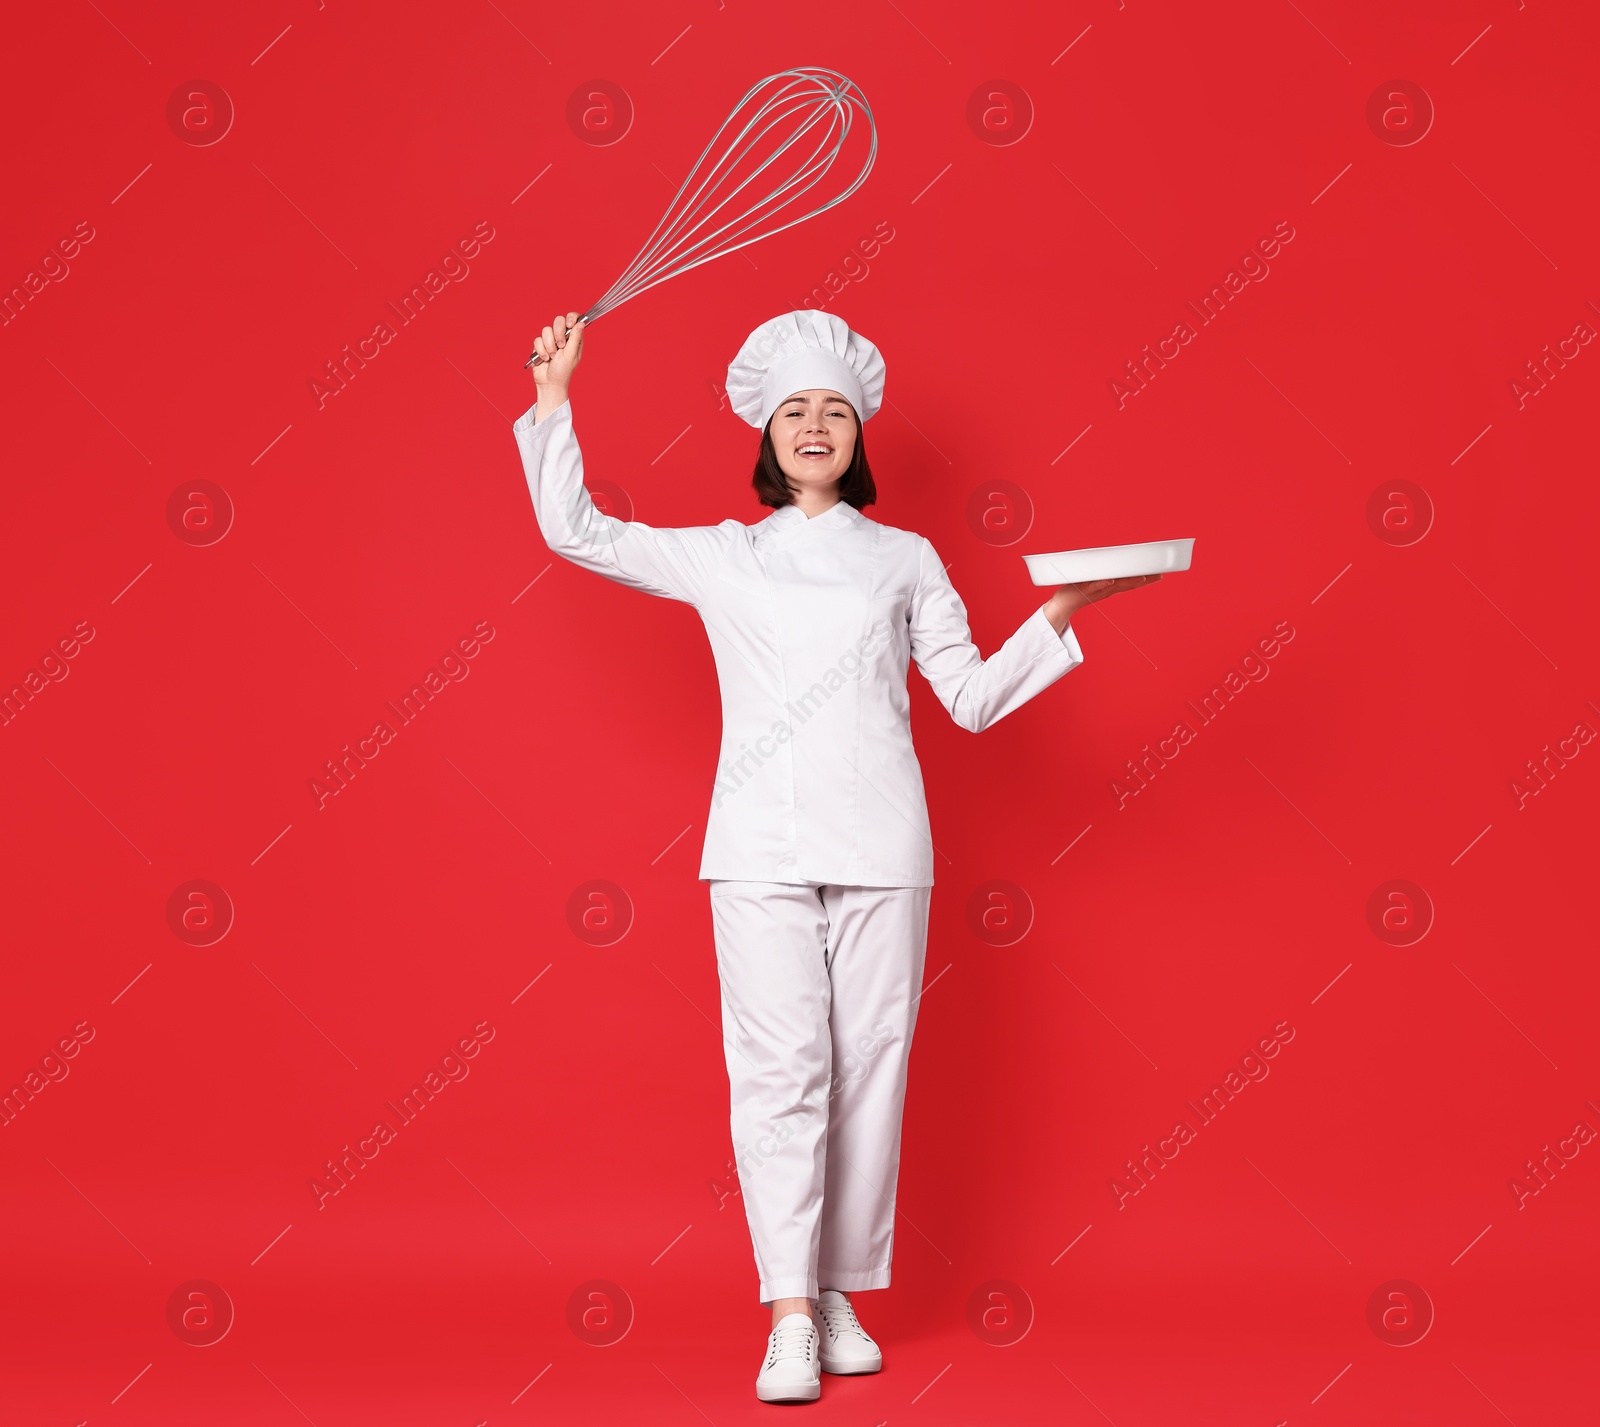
left=515, top=308, right=1158, bottom=1404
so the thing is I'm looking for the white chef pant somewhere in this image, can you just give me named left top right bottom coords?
left=709, top=880, right=932, bottom=1303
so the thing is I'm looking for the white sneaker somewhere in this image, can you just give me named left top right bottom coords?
left=814, top=1290, right=883, bottom=1374
left=756, top=1311, right=821, bottom=1403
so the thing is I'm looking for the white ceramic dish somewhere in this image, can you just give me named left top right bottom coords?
left=1021, top=537, right=1195, bottom=586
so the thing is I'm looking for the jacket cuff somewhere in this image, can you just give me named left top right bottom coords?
left=1060, top=619, right=1084, bottom=664
left=513, top=398, right=571, bottom=437
left=1029, top=604, right=1083, bottom=665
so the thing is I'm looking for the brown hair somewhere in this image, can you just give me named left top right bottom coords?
left=751, top=408, right=876, bottom=510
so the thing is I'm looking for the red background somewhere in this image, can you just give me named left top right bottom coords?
left=3, top=1, right=1596, bottom=1422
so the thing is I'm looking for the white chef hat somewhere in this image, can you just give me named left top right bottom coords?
left=725, top=310, right=886, bottom=430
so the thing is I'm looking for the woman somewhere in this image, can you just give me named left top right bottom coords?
left=516, top=309, right=1159, bottom=1404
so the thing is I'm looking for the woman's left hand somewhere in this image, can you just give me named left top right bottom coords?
left=1043, top=574, right=1162, bottom=635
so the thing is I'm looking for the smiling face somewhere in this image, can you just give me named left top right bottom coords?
left=769, top=389, right=858, bottom=499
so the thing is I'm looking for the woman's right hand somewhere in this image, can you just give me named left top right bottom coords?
left=531, top=311, right=585, bottom=401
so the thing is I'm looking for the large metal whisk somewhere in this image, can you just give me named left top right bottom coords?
left=525, top=67, right=877, bottom=368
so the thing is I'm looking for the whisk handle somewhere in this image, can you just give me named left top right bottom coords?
left=524, top=309, right=597, bottom=369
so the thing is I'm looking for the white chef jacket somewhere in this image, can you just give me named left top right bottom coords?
left=513, top=399, right=1084, bottom=886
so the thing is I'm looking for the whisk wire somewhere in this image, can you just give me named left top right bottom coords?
left=594, top=83, right=841, bottom=313
left=613, top=104, right=839, bottom=300
left=526, top=68, right=876, bottom=368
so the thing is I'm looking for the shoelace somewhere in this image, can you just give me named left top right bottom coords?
left=817, top=1297, right=867, bottom=1342
left=766, top=1319, right=817, bottom=1366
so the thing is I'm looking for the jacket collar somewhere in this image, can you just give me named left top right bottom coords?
left=764, top=500, right=863, bottom=534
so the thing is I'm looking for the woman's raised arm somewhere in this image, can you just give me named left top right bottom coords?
left=514, top=312, right=730, bottom=605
